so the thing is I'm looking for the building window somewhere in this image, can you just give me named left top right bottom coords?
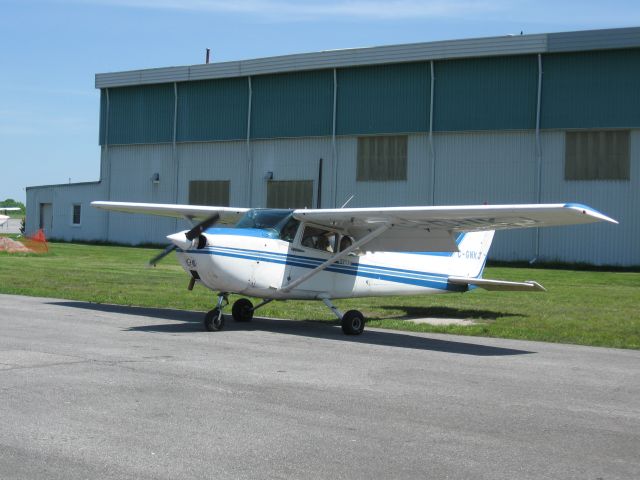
left=72, top=204, right=81, bottom=225
left=267, top=180, right=314, bottom=209
left=189, top=180, right=230, bottom=206
left=565, top=130, right=630, bottom=181
left=357, top=135, right=407, bottom=181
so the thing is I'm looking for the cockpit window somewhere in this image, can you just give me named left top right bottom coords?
left=235, top=209, right=298, bottom=240
left=301, top=226, right=338, bottom=253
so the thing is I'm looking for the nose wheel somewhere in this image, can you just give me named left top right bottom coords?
left=204, top=293, right=228, bottom=331
left=204, top=308, right=225, bottom=331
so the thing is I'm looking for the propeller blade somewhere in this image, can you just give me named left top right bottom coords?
left=148, top=244, right=177, bottom=267
left=185, top=213, right=220, bottom=241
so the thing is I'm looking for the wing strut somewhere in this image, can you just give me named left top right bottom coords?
left=280, top=223, right=391, bottom=293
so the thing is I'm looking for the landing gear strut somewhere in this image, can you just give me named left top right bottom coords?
left=321, top=298, right=365, bottom=335
left=204, top=293, right=228, bottom=331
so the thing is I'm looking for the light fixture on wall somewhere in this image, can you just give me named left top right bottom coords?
left=151, top=173, right=160, bottom=184
left=264, top=171, right=273, bottom=181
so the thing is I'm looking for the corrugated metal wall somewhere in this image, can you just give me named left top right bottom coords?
left=336, top=62, right=430, bottom=135
left=249, top=138, right=333, bottom=207
left=106, top=84, right=174, bottom=145
left=537, top=131, right=640, bottom=265
left=177, top=141, right=249, bottom=208
left=541, top=49, right=640, bottom=128
left=434, top=55, right=538, bottom=131
left=250, top=70, right=333, bottom=139
left=177, top=78, right=248, bottom=141
left=26, top=182, right=107, bottom=241
left=106, top=144, right=177, bottom=244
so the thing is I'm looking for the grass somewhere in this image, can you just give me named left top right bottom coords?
left=1, top=239, right=639, bottom=349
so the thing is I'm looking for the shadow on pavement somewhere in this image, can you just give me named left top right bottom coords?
left=50, top=301, right=535, bottom=357
left=378, top=305, right=523, bottom=321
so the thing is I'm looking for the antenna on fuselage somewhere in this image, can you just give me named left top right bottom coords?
left=340, top=194, right=355, bottom=209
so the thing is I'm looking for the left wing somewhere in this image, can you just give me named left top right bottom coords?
left=91, top=201, right=249, bottom=224
left=293, top=203, right=617, bottom=252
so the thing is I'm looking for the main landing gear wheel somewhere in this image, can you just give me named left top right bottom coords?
left=232, top=298, right=254, bottom=322
left=204, top=308, right=225, bottom=331
left=341, top=310, right=365, bottom=335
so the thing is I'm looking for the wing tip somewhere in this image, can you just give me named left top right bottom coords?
left=563, top=203, right=618, bottom=224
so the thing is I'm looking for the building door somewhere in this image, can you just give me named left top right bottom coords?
left=39, top=203, right=53, bottom=235
left=266, top=180, right=314, bottom=209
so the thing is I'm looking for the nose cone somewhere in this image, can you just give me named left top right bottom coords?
left=167, top=231, right=195, bottom=250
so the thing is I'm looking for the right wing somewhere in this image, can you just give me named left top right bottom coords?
left=91, top=201, right=249, bottom=224
left=293, top=203, right=617, bottom=252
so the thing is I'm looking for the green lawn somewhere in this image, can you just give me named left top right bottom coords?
left=1, top=240, right=638, bottom=349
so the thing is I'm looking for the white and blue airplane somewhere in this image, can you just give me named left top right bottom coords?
left=0, top=207, right=21, bottom=227
left=92, top=201, right=616, bottom=335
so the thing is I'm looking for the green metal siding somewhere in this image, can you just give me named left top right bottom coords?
left=434, top=55, right=538, bottom=132
left=336, top=62, right=429, bottom=135
left=177, top=78, right=248, bottom=142
left=541, top=49, right=640, bottom=129
left=251, top=70, right=333, bottom=139
left=107, top=84, right=174, bottom=145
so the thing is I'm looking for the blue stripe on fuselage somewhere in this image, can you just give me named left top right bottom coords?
left=180, top=245, right=466, bottom=292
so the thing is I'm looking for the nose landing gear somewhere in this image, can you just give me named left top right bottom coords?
left=204, top=293, right=228, bottom=331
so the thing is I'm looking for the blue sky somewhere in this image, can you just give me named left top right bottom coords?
left=1, top=0, right=638, bottom=203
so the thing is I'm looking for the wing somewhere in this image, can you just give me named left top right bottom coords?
left=91, top=201, right=249, bottom=224
left=293, top=203, right=617, bottom=252
left=0, top=207, right=21, bottom=212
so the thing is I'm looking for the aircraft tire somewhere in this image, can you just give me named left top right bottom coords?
left=204, top=308, right=225, bottom=331
left=232, top=298, right=254, bottom=322
left=341, top=310, right=365, bottom=335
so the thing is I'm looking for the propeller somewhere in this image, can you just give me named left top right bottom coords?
left=148, top=212, right=220, bottom=267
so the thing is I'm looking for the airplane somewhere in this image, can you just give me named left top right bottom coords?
left=92, top=201, right=617, bottom=335
left=0, top=207, right=21, bottom=227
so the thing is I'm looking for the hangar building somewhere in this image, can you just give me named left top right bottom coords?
left=26, top=27, right=640, bottom=266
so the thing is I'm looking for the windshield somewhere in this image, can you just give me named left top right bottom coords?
left=235, top=209, right=295, bottom=239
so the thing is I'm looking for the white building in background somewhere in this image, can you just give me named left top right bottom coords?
left=27, top=27, right=640, bottom=265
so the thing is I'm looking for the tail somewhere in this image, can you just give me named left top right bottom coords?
left=449, top=230, right=495, bottom=278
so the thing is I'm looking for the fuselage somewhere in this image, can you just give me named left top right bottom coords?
left=175, top=227, right=493, bottom=300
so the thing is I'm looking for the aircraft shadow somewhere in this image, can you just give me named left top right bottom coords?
left=50, top=301, right=534, bottom=357
left=378, top=305, right=523, bottom=321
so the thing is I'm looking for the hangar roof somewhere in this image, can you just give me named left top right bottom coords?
left=95, top=27, right=640, bottom=89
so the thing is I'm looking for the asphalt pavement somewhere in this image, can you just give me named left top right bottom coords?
left=0, top=294, right=638, bottom=479
left=1, top=218, right=21, bottom=234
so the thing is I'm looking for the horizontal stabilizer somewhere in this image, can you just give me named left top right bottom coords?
left=448, top=276, right=546, bottom=292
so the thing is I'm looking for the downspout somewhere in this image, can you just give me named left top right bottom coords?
left=332, top=68, right=338, bottom=208
left=173, top=82, right=179, bottom=231
left=104, top=88, right=111, bottom=240
left=246, top=76, right=253, bottom=206
left=429, top=60, right=435, bottom=206
left=533, top=53, right=543, bottom=262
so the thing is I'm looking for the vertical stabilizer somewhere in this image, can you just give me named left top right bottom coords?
left=450, top=230, right=495, bottom=278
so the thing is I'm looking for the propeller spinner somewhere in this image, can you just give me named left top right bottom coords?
left=148, top=213, right=220, bottom=266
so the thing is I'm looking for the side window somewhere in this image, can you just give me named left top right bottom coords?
left=280, top=218, right=300, bottom=243
left=339, top=235, right=354, bottom=252
left=301, top=226, right=338, bottom=253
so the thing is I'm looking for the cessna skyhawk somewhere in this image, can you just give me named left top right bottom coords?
left=92, top=201, right=616, bottom=335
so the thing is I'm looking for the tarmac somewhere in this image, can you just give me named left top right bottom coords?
left=0, top=218, right=21, bottom=234
left=0, top=293, right=638, bottom=479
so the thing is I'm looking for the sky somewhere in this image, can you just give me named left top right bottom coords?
left=1, top=0, right=639, bottom=203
